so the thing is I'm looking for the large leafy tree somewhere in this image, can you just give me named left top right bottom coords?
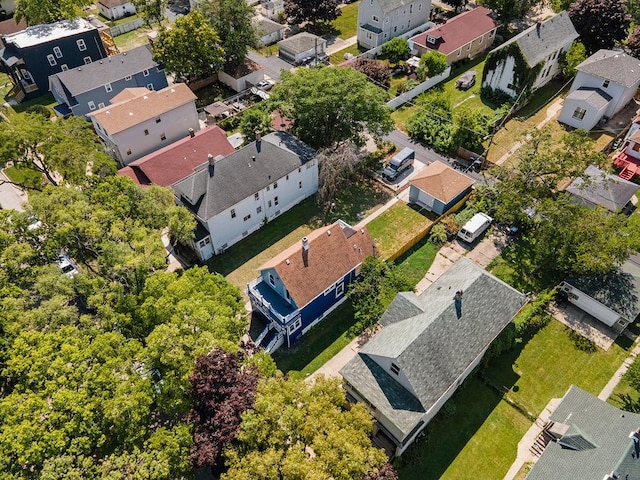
left=284, top=0, right=341, bottom=31
left=627, top=26, right=640, bottom=59
left=240, top=107, right=272, bottom=140
left=560, top=41, right=586, bottom=77
left=199, top=0, right=258, bottom=67
left=349, top=58, right=391, bottom=89
left=478, top=0, right=544, bottom=23
left=0, top=113, right=116, bottom=190
left=416, top=51, right=448, bottom=81
left=270, top=66, right=393, bottom=149
left=442, top=0, right=469, bottom=13
left=407, top=91, right=455, bottom=152
left=568, top=0, right=630, bottom=54
left=381, top=37, right=410, bottom=67
left=153, top=10, right=226, bottom=80
left=14, top=0, right=92, bottom=24
left=133, top=0, right=166, bottom=25
left=223, top=376, right=388, bottom=479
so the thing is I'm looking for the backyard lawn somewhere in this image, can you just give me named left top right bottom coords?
left=329, top=44, right=366, bottom=65
left=330, top=2, right=359, bottom=39
left=4, top=165, right=42, bottom=186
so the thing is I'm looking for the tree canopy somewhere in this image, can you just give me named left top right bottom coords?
left=349, top=58, right=392, bottom=89
left=270, top=66, right=393, bottom=149
left=14, top=0, right=92, bottom=24
left=416, top=51, right=448, bottom=82
left=133, top=0, right=166, bottom=25
left=284, top=0, right=341, bottom=31
left=568, top=0, right=630, bottom=54
left=477, top=0, right=543, bottom=23
left=627, top=26, right=640, bottom=59
left=442, top=0, right=469, bottom=13
left=560, top=41, right=586, bottom=78
left=381, top=37, right=410, bottom=67
left=153, top=10, right=226, bottom=80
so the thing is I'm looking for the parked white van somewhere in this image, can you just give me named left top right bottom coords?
left=457, top=213, right=492, bottom=243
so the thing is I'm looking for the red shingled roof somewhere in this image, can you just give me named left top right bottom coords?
left=118, top=126, right=235, bottom=186
left=0, top=18, right=28, bottom=38
left=410, top=7, right=499, bottom=56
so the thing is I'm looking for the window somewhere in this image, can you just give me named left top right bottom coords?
left=257, top=206, right=262, bottom=214
left=394, top=26, right=397, bottom=33
left=603, top=79, right=610, bottom=88
left=467, top=43, right=471, bottom=51
left=84, top=56, right=92, bottom=64
left=572, top=107, right=586, bottom=120
left=507, top=83, right=515, bottom=90
left=155, top=117, right=161, bottom=123
left=324, top=284, right=335, bottom=295
left=288, top=318, right=302, bottom=333
left=198, top=237, right=211, bottom=248
left=98, top=102, right=105, bottom=109
left=104, top=83, right=112, bottom=92
left=47, top=54, right=56, bottom=66
left=299, top=181, right=302, bottom=189
left=286, top=174, right=289, bottom=180
left=255, top=192, right=260, bottom=200
left=266, top=185, right=270, bottom=191
left=274, top=196, right=279, bottom=206
left=418, top=2, right=422, bottom=10
left=244, top=214, right=251, bottom=221
left=427, top=35, right=436, bottom=44
left=53, top=46, right=62, bottom=58
left=390, top=363, right=400, bottom=375
left=273, top=181, right=278, bottom=189
left=126, top=148, right=132, bottom=155
left=77, top=39, right=87, bottom=51
left=268, top=200, right=272, bottom=208
left=160, top=133, right=166, bottom=141
left=268, top=273, right=275, bottom=286
left=61, top=64, right=68, bottom=71
left=147, top=83, right=154, bottom=90
left=88, top=100, right=96, bottom=110
left=124, top=75, right=132, bottom=81
left=298, top=167, right=301, bottom=173
left=336, top=282, right=344, bottom=297
left=143, top=69, right=149, bottom=76
left=457, top=48, right=461, bottom=57
left=385, top=16, right=389, bottom=23
left=479, top=35, right=483, bottom=44
left=144, top=129, right=149, bottom=136
left=372, top=15, right=379, bottom=22
left=231, top=209, right=236, bottom=218
left=409, top=4, right=412, bottom=13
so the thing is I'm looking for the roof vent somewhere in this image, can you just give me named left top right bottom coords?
left=285, top=258, right=290, bottom=265
left=208, top=153, right=214, bottom=166
left=188, top=127, right=194, bottom=138
left=252, top=155, right=256, bottom=162
left=361, top=229, right=365, bottom=234
left=602, top=472, right=619, bottom=480
left=302, top=237, right=309, bottom=250
left=327, top=230, right=331, bottom=236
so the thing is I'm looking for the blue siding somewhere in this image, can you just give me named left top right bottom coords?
left=442, top=187, right=472, bottom=214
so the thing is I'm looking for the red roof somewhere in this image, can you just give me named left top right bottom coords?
left=0, top=18, right=28, bottom=38
left=410, top=7, right=499, bottom=56
left=118, top=126, right=235, bottom=186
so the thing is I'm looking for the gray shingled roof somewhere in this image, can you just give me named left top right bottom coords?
left=255, top=17, right=285, bottom=36
left=378, top=0, right=412, bottom=14
left=49, top=45, right=159, bottom=96
left=172, top=131, right=316, bottom=221
left=341, top=258, right=527, bottom=437
left=577, top=49, right=640, bottom=88
left=491, top=11, right=578, bottom=67
left=565, top=254, right=640, bottom=322
left=565, top=165, right=638, bottom=212
left=526, top=385, right=640, bottom=480
left=278, top=32, right=325, bottom=54
left=566, top=87, right=612, bottom=109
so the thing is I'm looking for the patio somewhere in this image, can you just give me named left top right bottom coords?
left=547, top=301, right=619, bottom=351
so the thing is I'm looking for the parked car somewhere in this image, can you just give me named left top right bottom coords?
left=457, top=213, right=492, bottom=243
left=56, top=254, right=78, bottom=278
left=382, top=147, right=415, bottom=181
left=256, top=79, right=275, bottom=91
left=455, top=70, right=476, bottom=90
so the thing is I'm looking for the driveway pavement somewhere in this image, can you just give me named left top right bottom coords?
left=0, top=171, right=26, bottom=212
left=384, top=130, right=450, bottom=166
left=247, top=52, right=293, bottom=81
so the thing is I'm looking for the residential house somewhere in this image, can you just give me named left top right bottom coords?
left=118, top=126, right=235, bottom=186
left=254, top=16, right=285, bottom=46
left=409, top=6, right=499, bottom=65
left=172, top=131, right=318, bottom=261
left=0, top=17, right=26, bottom=38
left=613, top=127, right=640, bottom=181
left=0, top=18, right=109, bottom=102
left=525, top=385, right=640, bottom=480
left=340, top=257, right=527, bottom=456
left=565, top=165, right=638, bottom=213
left=87, top=83, right=199, bottom=166
left=278, top=32, right=326, bottom=65
left=482, top=11, right=578, bottom=99
left=218, top=57, right=264, bottom=92
left=408, top=161, right=475, bottom=214
left=559, top=50, right=640, bottom=130
left=260, top=0, right=284, bottom=21
left=49, top=44, right=167, bottom=118
left=98, top=0, right=136, bottom=20
left=248, top=221, right=375, bottom=353
left=357, top=0, right=431, bottom=50
left=560, top=254, right=640, bottom=335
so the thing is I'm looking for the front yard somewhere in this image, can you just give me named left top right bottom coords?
left=330, top=2, right=359, bottom=39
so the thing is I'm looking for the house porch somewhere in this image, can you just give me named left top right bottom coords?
left=613, top=151, right=640, bottom=181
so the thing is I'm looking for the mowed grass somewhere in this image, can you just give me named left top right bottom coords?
left=397, top=377, right=531, bottom=480
left=4, top=165, right=42, bottom=186
left=330, top=2, right=359, bottom=39
left=366, top=202, right=433, bottom=259
left=329, top=44, right=366, bottom=65
left=394, top=235, right=439, bottom=288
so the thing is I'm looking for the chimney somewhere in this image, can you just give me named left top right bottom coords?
left=536, top=22, right=541, bottom=36
left=302, top=237, right=309, bottom=251
left=252, top=155, right=256, bottom=162
left=301, top=236, right=309, bottom=267
left=208, top=153, right=215, bottom=177
left=454, top=290, right=463, bottom=319
left=189, top=128, right=195, bottom=138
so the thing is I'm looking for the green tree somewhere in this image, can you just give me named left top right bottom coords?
left=624, top=357, right=640, bottom=391
left=442, top=0, right=468, bottom=13
left=269, top=66, right=393, bottom=149
left=223, top=376, right=388, bottom=480
left=560, top=41, right=586, bottom=78
left=133, top=0, right=166, bottom=25
left=627, top=26, right=640, bottom=59
left=284, top=0, right=341, bottom=32
left=626, top=0, right=640, bottom=24
left=478, top=0, right=544, bottom=23
left=14, top=0, right=92, bottom=24
left=406, top=91, right=455, bottom=152
left=569, top=0, right=631, bottom=54
left=381, top=37, right=411, bottom=67
left=452, top=106, right=491, bottom=153
left=0, top=113, right=116, bottom=190
left=348, top=256, right=412, bottom=332
left=239, top=108, right=272, bottom=141
left=550, top=0, right=573, bottom=11
left=199, top=0, right=258, bottom=67
left=416, top=50, right=448, bottom=81
left=153, top=10, right=226, bottom=80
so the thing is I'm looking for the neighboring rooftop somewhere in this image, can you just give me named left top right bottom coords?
left=577, top=49, right=640, bottom=88
left=2, top=17, right=96, bottom=48
left=0, top=17, right=28, bottom=38
left=259, top=221, right=375, bottom=308
left=410, top=7, right=499, bottom=55
left=378, top=0, right=414, bottom=14
left=278, top=32, right=325, bottom=54
left=525, top=385, right=640, bottom=480
left=87, top=83, right=196, bottom=134
left=565, top=165, right=638, bottom=212
left=254, top=16, right=285, bottom=36
left=118, top=126, right=235, bottom=186
left=99, top=0, right=132, bottom=7
left=410, top=161, right=475, bottom=203
left=172, top=131, right=316, bottom=220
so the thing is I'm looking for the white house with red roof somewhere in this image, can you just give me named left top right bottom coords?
left=409, top=7, right=499, bottom=65
left=248, top=220, right=376, bottom=353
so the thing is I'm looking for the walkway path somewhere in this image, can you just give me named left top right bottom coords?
left=325, top=35, right=357, bottom=56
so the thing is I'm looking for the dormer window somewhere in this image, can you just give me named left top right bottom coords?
left=427, top=35, right=436, bottom=44
left=390, top=363, right=400, bottom=375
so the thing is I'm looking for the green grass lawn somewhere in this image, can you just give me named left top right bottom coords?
left=330, top=2, right=359, bottom=39
left=329, top=44, right=366, bottom=65
left=272, top=301, right=357, bottom=379
left=3, top=165, right=42, bottom=186
left=394, top=236, right=439, bottom=288
left=366, top=203, right=434, bottom=259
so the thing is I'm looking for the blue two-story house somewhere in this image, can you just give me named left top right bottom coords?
left=248, top=220, right=376, bottom=353
left=0, top=17, right=108, bottom=103
left=49, top=44, right=167, bottom=118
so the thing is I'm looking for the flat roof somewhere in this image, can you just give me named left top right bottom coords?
left=4, top=18, right=95, bottom=48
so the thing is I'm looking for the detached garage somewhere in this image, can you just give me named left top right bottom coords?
left=408, top=161, right=474, bottom=215
left=561, top=254, right=640, bottom=334
left=278, top=32, right=327, bottom=65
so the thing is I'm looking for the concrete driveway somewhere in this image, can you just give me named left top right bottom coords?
left=0, top=171, right=26, bottom=212
left=384, top=130, right=450, bottom=166
left=247, top=52, right=293, bottom=81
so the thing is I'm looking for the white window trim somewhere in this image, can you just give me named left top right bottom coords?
left=88, top=100, right=96, bottom=110
left=104, top=83, right=112, bottom=92
left=47, top=54, right=56, bottom=66
left=335, top=282, right=345, bottom=298
left=77, top=39, right=87, bottom=51
left=53, top=46, right=63, bottom=58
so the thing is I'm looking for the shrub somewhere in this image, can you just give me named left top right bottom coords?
left=25, top=104, right=52, bottom=118
left=428, top=223, right=448, bottom=246
left=480, top=86, right=513, bottom=107
left=565, top=327, right=597, bottom=353
left=440, top=400, right=457, bottom=418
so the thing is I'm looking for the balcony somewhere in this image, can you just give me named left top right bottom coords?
left=248, top=278, right=299, bottom=326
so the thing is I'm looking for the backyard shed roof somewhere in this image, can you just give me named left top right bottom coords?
left=254, top=16, right=285, bottom=36
left=565, top=164, right=638, bottom=212
left=410, top=161, right=475, bottom=203
left=278, top=32, right=325, bottom=54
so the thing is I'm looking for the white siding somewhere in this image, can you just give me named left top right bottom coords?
left=566, top=286, right=621, bottom=327
left=408, top=184, right=435, bottom=210
left=571, top=70, right=638, bottom=118
left=558, top=96, right=607, bottom=130
left=483, top=55, right=517, bottom=97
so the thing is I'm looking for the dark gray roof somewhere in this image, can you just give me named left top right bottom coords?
left=566, top=165, right=638, bottom=212
left=378, top=0, right=412, bottom=14
left=255, top=17, right=285, bottom=36
left=341, top=258, right=527, bottom=437
left=566, top=254, right=640, bottom=322
left=49, top=45, right=160, bottom=96
left=525, top=385, right=640, bottom=480
left=491, top=11, right=578, bottom=67
left=566, top=87, right=612, bottom=109
left=278, top=32, right=325, bottom=54
left=172, top=131, right=316, bottom=220
left=361, top=23, right=383, bottom=35
left=577, top=49, right=640, bottom=88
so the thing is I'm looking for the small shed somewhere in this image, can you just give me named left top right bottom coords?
left=254, top=16, right=285, bottom=46
left=278, top=32, right=327, bottom=65
left=98, top=0, right=136, bottom=20
left=565, top=165, right=639, bottom=213
left=408, top=161, right=475, bottom=214
left=218, top=58, right=264, bottom=92
left=558, top=87, right=612, bottom=130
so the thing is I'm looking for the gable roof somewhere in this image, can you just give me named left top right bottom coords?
left=278, top=32, right=325, bottom=54
left=577, top=49, right=640, bottom=88
left=172, top=131, right=316, bottom=221
left=410, top=161, right=475, bottom=203
left=490, top=11, right=578, bottom=67
left=565, top=254, right=640, bottom=322
left=410, top=7, right=499, bottom=55
left=87, top=83, right=196, bottom=134
left=254, top=16, right=285, bottom=36
left=565, top=86, right=612, bottom=110
left=378, top=0, right=412, bottom=14
left=340, top=258, right=526, bottom=436
left=49, top=45, right=160, bottom=97
left=117, top=126, right=235, bottom=186
left=526, top=385, right=640, bottom=480
left=259, top=221, right=375, bottom=308
left=565, top=165, right=638, bottom=212
left=99, top=0, right=132, bottom=7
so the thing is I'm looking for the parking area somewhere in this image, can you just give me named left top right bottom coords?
left=547, top=302, right=619, bottom=351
